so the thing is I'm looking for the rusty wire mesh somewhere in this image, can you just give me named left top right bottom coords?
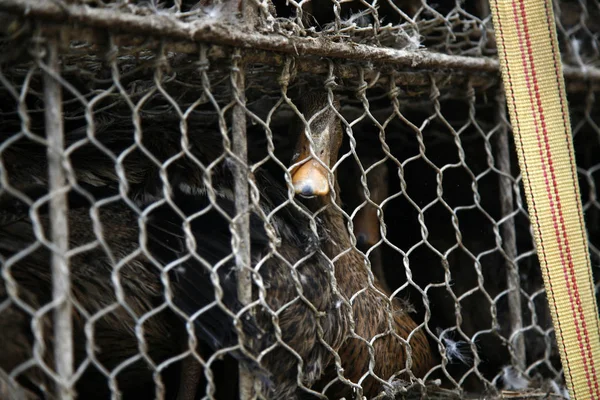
left=0, top=0, right=598, bottom=399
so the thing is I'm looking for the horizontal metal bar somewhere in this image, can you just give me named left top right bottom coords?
left=1, top=0, right=497, bottom=72
left=2, top=0, right=599, bottom=89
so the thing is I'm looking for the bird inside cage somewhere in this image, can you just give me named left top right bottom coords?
left=288, top=89, right=434, bottom=398
left=0, top=114, right=292, bottom=400
left=0, top=178, right=277, bottom=399
left=147, top=90, right=436, bottom=400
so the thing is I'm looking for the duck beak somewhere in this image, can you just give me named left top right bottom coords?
left=290, top=131, right=332, bottom=198
left=292, top=160, right=330, bottom=198
left=290, top=92, right=342, bottom=198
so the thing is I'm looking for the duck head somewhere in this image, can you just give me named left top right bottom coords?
left=290, top=91, right=343, bottom=199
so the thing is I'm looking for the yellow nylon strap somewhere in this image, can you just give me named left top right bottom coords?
left=489, top=1, right=600, bottom=398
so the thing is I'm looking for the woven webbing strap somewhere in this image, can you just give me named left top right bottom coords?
left=489, top=1, right=600, bottom=398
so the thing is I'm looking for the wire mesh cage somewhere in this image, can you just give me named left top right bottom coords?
left=0, top=0, right=598, bottom=399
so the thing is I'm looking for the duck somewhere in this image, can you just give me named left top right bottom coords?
left=0, top=111, right=282, bottom=399
left=0, top=180, right=271, bottom=399
left=289, top=90, right=434, bottom=398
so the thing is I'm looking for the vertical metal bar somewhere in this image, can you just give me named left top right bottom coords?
left=43, top=37, right=73, bottom=398
left=234, top=1, right=261, bottom=397
left=495, top=90, right=526, bottom=371
left=231, top=50, right=254, bottom=400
